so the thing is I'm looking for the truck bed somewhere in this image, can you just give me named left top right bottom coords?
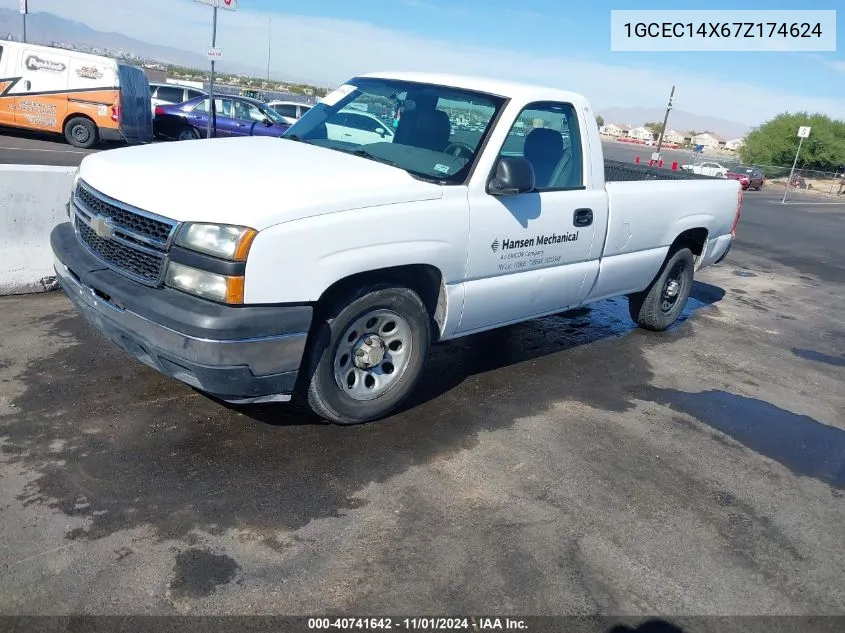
left=605, top=159, right=717, bottom=182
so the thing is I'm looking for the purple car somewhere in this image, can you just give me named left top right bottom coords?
left=153, top=94, right=290, bottom=141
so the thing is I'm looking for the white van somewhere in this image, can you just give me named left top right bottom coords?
left=0, top=40, right=153, bottom=148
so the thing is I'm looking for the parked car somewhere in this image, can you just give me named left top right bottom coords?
left=725, top=166, right=764, bottom=190
left=51, top=71, right=742, bottom=425
left=324, top=108, right=396, bottom=145
left=150, top=82, right=207, bottom=111
left=153, top=95, right=290, bottom=140
left=266, top=100, right=313, bottom=125
left=681, top=161, right=728, bottom=178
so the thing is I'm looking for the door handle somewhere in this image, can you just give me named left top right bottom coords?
left=573, top=208, right=593, bottom=227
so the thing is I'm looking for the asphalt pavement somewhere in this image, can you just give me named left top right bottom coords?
left=1, top=189, right=844, bottom=624
left=0, top=127, right=699, bottom=169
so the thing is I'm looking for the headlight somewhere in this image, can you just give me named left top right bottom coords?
left=174, top=223, right=257, bottom=261
left=165, top=261, right=245, bottom=304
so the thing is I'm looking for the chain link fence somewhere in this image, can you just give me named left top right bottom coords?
left=677, top=154, right=845, bottom=201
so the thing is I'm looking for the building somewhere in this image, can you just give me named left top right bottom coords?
left=693, top=132, right=726, bottom=150
left=627, top=126, right=654, bottom=142
left=599, top=123, right=628, bottom=137
left=725, top=137, right=745, bottom=151
left=662, top=129, right=689, bottom=145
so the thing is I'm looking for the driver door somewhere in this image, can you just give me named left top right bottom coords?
left=231, top=100, right=268, bottom=136
left=458, top=101, right=608, bottom=335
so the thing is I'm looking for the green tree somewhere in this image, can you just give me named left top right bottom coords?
left=644, top=121, right=665, bottom=138
left=739, top=112, right=845, bottom=170
left=596, top=115, right=605, bottom=127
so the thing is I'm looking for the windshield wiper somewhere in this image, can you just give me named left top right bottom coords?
left=344, top=147, right=400, bottom=168
left=281, top=133, right=307, bottom=142
left=343, top=148, right=446, bottom=184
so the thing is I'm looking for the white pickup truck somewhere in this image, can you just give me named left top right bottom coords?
left=51, top=72, right=743, bottom=425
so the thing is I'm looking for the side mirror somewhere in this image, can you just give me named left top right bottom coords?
left=488, top=156, right=535, bottom=196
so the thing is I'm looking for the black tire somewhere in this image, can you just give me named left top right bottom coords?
left=302, top=285, right=431, bottom=425
left=628, top=247, right=695, bottom=332
left=177, top=126, right=201, bottom=141
left=64, top=117, right=98, bottom=149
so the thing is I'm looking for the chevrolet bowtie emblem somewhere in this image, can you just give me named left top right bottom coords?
left=89, top=215, right=115, bottom=240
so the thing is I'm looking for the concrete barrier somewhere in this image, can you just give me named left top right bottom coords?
left=1, top=164, right=76, bottom=296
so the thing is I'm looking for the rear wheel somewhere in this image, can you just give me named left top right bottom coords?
left=64, top=117, right=98, bottom=149
left=302, top=285, right=431, bottom=425
left=177, top=126, right=201, bottom=141
left=628, top=247, right=695, bottom=332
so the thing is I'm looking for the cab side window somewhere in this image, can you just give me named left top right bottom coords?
left=499, top=102, right=583, bottom=191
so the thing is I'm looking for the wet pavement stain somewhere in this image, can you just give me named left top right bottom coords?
left=2, top=286, right=723, bottom=544
left=168, top=548, right=239, bottom=600
left=733, top=270, right=758, bottom=278
left=638, top=388, right=845, bottom=489
left=791, top=348, right=845, bottom=368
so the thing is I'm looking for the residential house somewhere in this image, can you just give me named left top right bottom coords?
left=693, top=132, right=726, bottom=150
left=725, top=137, right=745, bottom=151
left=627, top=126, right=654, bottom=142
left=662, top=129, right=689, bottom=145
left=599, top=123, right=630, bottom=137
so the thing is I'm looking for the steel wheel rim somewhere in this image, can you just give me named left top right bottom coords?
left=72, top=125, right=90, bottom=143
left=661, top=261, right=687, bottom=314
left=333, top=309, right=413, bottom=402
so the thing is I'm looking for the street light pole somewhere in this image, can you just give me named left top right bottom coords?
left=267, top=16, right=272, bottom=83
left=207, top=5, right=218, bottom=139
left=655, top=85, right=675, bottom=158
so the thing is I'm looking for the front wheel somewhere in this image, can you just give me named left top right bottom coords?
left=303, top=286, right=431, bottom=425
left=628, top=247, right=695, bottom=332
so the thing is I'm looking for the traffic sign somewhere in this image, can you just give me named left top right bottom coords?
left=207, top=47, right=224, bottom=61
left=195, top=0, right=238, bottom=10
left=797, top=126, right=811, bottom=138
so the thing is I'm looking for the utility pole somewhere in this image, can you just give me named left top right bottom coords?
left=655, top=85, right=675, bottom=158
left=267, top=16, right=272, bottom=83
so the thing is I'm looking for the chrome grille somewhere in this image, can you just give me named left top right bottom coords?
left=72, top=180, right=178, bottom=285
left=76, top=220, right=163, bottom=283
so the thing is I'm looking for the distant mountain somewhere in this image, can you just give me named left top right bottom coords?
left=0, top=8, right=309, bottom=82
left=0, top=8, right=215, bottom=68
left=598, top=106, right=751, bottom=139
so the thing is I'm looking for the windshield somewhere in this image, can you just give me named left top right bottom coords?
left=283, top=77, right=507, bottom=183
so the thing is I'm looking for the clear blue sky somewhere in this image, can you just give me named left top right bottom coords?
left=245, top=0, right=844, bottom=108
left=2, top=0, right=842, bottom=126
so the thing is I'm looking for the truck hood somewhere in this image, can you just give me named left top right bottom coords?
left=77, top=136, right=444, bottom=229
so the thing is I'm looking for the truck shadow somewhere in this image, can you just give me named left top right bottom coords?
left=232, top=281, right=726, bottom=427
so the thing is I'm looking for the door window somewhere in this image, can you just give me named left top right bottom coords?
left=498, top=102, right=583, bottom=190
left=193, top=98, right=233, bottom=117
left=154, top=86, right=186, bottom=103
left=271, top=103, right=298, bottom=118
left=234, top=101, right=267, bottom=122
left=345, top=113, right=388, bottom=134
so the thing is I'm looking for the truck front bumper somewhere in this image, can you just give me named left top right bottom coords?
left=50, top=222, right=312, bottom=404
